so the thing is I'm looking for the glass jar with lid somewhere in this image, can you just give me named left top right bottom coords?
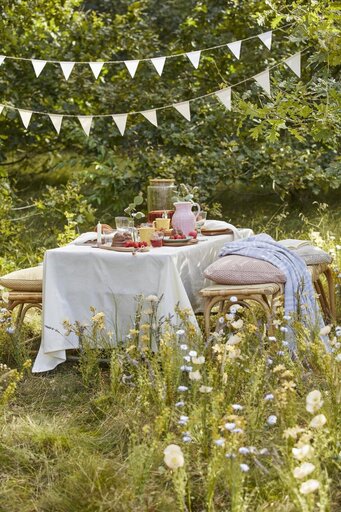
left=147, top=178, right=176, bottom=213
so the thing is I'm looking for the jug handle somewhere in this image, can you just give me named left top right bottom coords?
left=192, top=202, right=201, bottom=220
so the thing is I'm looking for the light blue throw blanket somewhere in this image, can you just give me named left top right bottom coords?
left=219, top=234, right=327, bottom=348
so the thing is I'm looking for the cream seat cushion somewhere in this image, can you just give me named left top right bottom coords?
left=204, top=255, right=286, bottom=285
left=0, top=266, right=43, bottom=291
left=295, top=245, right=332, bottom=266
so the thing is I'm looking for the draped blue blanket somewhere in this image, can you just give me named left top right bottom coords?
left=219, top=234, right=327, bottom=348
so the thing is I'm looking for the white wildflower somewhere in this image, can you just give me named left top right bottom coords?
left=309, top=414, right=327, bottom=429
left=292, top=444, right=314, bottom=461
left=176, top=329, right=185, bottom=336
left=192, top=355, right=205, bottom=365
left=180, top=344, right=188, bottom=351
left=232, top=404, right=243, bottom=411
left=224, top=422, right=236, bottom=431
left=293, top=462, right=316, bottom=480
left=178, top=386, right=188, bottom=392
left=164, top=444, right=184, bottom=469
left=189, top=370, right=202, bottom=381
left=199, top=386, right=213, bottom=393
left=227, top=334, right=241, bottom=346
left=189, top=350, right=197, bottom=357
left=268, top=336, right=277, bottom=342
left=239, top=447, right=250, bottom=455
left=231, top=319, right=243, bottom=330
left=264, top=393, right=274, bottom=401
left=240, top=463, right=250, bottom=472
left=306, top=390, right=323, bottom=414
left=146, top=295, right=158, bottom=302
left=299, top=479, right=320, bottom=495
left=230, top=296, right=238, bottom=302
left=319, top=325, right=331, bottom=336
left=267, top=415, right=277, bottom=426
left=214, top=439, right=225, bottom=447
left=175, top=401, right=185, bottom=407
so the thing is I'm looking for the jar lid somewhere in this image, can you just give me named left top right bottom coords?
left=149, top=178, right=174, bottom=185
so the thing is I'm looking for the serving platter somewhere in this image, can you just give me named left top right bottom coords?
left=93, top=245, right=150, bottom=253
left=162, top=238, right=198, bottom=247
left=201, top=228, right=233, bottom=236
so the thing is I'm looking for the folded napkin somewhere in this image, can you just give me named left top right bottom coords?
left=203, top=220, right=253, bottom=240
left=279, top=239, right=311, bottom=250
left=70, top=232, right=116, bottom=245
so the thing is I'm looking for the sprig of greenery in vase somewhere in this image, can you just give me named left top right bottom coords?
left=124, top=192, right=145, bottom=221
left=172, top=183, right=199, bottom=203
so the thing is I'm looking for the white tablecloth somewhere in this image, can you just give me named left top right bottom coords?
left=33, top=233, right=246, bottom=372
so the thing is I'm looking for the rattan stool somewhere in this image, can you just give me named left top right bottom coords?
left=200, top=283, right=284, bottom=338
left=309, top=263, right=336, bottom=322
left=7, top=291, right=42, bottom=331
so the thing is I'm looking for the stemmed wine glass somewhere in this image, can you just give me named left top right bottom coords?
left=196, top=211, right=207, bottom=237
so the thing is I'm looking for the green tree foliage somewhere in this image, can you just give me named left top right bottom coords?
left=0, top=0, right=339, bottom=212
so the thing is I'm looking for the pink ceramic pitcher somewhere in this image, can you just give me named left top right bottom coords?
left=171, top=201, right=201, bottom=236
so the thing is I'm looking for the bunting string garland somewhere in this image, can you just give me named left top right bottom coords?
left=0, top=23, right=293, bottom=80
left=0, top=50, right=303, bottom=136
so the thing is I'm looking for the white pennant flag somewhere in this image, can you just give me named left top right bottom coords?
left=258, top=31, right=272, bottom=50
left=150, top=56, right=166, bottom=76
left=112, top=114, right=128, bottom=136
left=141, top=109, right=158, bottom=127
left=186, top=51, right=201, bottom=69
left=0, top=105, right=4, bottom=115
left=60, top=61, right=75, bottom=80
left=284, top=52, right=301, bottom=78
left=227, top=40, right=242, bottom=60
left=0, top=56, right=5, bottom=66
left=173, top=101, right=191, bottom=121
left=254, top=69, right=271, bottom=96
left=19, top=110, right=32, bottom=129
left=31, top=59, right=47, bottom=77
left=215, top=87, right=232, bottom=110
left=49, top=114, right=63, bottom=134
left=89, top=62, right=104, bottom=79
left=78, top=116, right=93, bottom=136
left=124, top=60, right=139, bottom=78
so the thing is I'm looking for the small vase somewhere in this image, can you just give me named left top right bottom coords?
left=171, top=202, right=200, bottom=236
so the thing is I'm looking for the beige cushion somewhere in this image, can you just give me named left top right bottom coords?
left=0, top=266, right=43, bottom=291
left=295, top=245, right=332, bottom=265
left=204, top=255, right=286, bottom=285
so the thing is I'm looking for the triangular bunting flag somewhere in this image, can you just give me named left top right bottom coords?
left=258, top=31, right=272, bottom=50
left=0, top=105, right=4, bottom=115
left=31, top=59, right=47, bottom=77
left=227, top=40, right=242, bottom=60
left=215, top=87, right=232, bottom=110
left=78, top=116, right=93, bottom=136
left=124, top=60, right=139, bottom=78
left=173, top=101, right=191, bottom=121
left=284, top=52, right=301, bottom=78
left=254, top=69, right=271, bottom=96
left=49, top=114, right=63, bottom=134
left=19, top=110, right=32, bottom=129
left=60, top=61, right=75, bottom=80
left=141, top=109, right=158, bottom=127
left=89, top=62, right=104, bottom=79
left=0, top=56, right=6, bottom=66
left=112, top=114, right=128, bottom=136
left=150, top=56, right=166, bottom=76
left=186, top=51, right=201, bottom=69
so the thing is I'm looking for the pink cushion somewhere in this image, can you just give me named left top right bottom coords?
left=204, top=255, right=287, bottom=285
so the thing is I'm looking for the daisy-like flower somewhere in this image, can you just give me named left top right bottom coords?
left=267, top=415, right=277, bottom=426
left=178, top=386, right=188, bottom=392
left=199, top=386, right=213, bottom=393
left=280, top=326, right=288, bottom=333
left=299, top=479, right=320, bottom=495
left=293, top=462, right=316, bottom=479
left=180, top=365, right=192, bottom=372
left=309, top=414, right=327, bottom=429
left=218, top=316, right=225, bottom=324
left=192, top=355, right=205, bottom=365
left=227, top=334, right=241, bottom=346
left=230, top=296, right=238, bottom=302
left=232, top=428, right=244, bottom=434
left=292, top=444, right=314, bottom=461
left=239, top=447, right=250, bottom=455
left=164, top=444, right=184, bottom=469
left=176, top=329, right=185, bottom=336
left=306, top=390, right=323, bottom=414
left=189, top=350, right=197, bottom=357
left=268, top=336, right=277, bottom=342
left=178, top=415, right=189, bottom=425
left=264, top=393, right=274, bottom=401
left=182, top=434, right=192, bottom=443
left=240, top=463, right=250, bottom=472
left=180, top=344, right=188, bottom=351
left=232, top=404, right=243, bottom=411
left=231, top=319, right=243, bottom=330
left=183, top=355, right=191, bottom=362
left=214, top=439, right=225, bottom=447
left=6, top=326, right=15, bottom=334
left=175, top=401, right=185, bottom=407
left=224, top=422, right=236, bottom=431
left=189, top=370, right=202, bottom=381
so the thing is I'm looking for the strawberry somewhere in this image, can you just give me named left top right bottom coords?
left=188, top=231, right=197, bottom=239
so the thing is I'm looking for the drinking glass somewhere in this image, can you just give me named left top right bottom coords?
left=115, top=216, right=134, bottom=232
left=196, top=211, right=207, bottom=237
